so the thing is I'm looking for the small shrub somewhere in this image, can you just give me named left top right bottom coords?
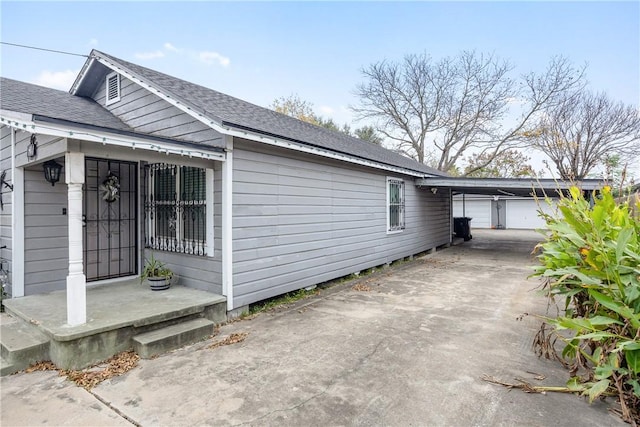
left=249, top=288, right=319, bottom=314
left=0, top=270, right=7, bottom=313
left=532, top=186, right=640, bottom=423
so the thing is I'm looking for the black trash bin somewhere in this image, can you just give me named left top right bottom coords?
left=453, top=217, right=472, bottom=241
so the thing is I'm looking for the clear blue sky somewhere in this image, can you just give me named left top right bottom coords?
left=1, top=1, right=639, bottom=173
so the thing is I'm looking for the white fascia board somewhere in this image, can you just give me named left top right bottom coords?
left=227, top=127, right=427, bottom=178
left=418, top=177, right=602, bottom=191
left=0, top=110, right=31, bottom=123
left=92, top=55, right=426, bottom=178
left=0, top=111, right=225, bottom=162
left=69, top=57, right=95, bottom=95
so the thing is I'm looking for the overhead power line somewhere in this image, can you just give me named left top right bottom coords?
left=0, top=42, right=88, bottom=58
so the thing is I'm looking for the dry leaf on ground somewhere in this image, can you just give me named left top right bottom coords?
left=64, top=350, right=140, bottom=390
left=207, top=332, right=249, bottom=350
left=24, top=361, right=57, bottom=373
left=24, top=350, right=140, bottom=390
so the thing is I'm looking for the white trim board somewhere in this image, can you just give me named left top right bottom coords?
left=0, top=112, right=226, bottom=162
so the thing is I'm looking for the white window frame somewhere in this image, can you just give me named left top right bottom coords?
left=386, top=177, right=405, bottom=234
left=105, top=72, right=121, bottom=105
left=146, top=164, right=213, bottom=256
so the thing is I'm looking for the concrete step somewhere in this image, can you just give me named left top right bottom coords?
left=133, top=318, right=214, bottom=359
left=0, top=320, right=50, bottom=376
left=0, top=356, right=16, bottom=377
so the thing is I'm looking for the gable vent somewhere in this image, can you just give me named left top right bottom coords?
left=105, top=72, right=120, bottom=105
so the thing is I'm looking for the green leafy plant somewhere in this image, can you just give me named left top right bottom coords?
left=0, top=283, right=6, bottom=313
left=249, top=288, right=319, bottom=315
left=141, top=254, right=173, bottom=282
left=532, top=186, right=640, bottom=423
left=0, top=267, right=8, bottom=313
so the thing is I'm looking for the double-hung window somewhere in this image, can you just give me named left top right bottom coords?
left=387, top=177, right=405, bottom=233
left=145, top=163, right=207, bottom=255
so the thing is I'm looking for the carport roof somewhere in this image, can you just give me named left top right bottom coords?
left=415, top=177, right=603, bottom=197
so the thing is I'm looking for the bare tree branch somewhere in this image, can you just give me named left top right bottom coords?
left=352, top=52, right=586, bottom=175
left=464, top=149, right=536, bottom=178
left=526, top=90, right=640, bottom=180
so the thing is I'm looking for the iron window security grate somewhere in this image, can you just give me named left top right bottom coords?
left=144, top=163, right=207, bottom=255
left=388, top=178, right=405, bottom=231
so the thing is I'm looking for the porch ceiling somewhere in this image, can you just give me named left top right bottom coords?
left=415, top=177, right=603, bottom=197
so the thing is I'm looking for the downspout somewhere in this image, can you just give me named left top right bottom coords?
left=449, top=188, right=453, bottom=244
left=462, top=193, right=466, bottom=217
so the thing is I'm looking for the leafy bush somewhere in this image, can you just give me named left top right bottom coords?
left=533, top=186, right=640, bottom=423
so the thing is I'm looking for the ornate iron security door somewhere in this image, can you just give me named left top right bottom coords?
left=83, top=158, right=138, bottom=281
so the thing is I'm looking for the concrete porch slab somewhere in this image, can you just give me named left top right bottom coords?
left=2, top=280, right=226, bottom=370
left=3, top=280, right=226, bottom=341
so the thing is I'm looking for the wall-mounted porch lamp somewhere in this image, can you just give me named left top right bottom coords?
left=27, top=134, right=38, bottom=160
left=43, top=160, right=63, bottom=186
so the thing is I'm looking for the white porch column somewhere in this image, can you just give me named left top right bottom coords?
left=65, top=152, right=86, bottom=326
left=221, top=136, right=234, bottom=311
left=10, top=129, right=25, bottom=297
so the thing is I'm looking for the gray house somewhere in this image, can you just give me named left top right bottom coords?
left=0, top=49, right=451, bottom=326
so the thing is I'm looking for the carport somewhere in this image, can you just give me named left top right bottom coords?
left=416, top=177, right=602, bottom=231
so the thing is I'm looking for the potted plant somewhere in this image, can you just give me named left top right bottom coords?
left=141, top=254, right=173, bottom=291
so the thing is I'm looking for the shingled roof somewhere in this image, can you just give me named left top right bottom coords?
left=0, top=77, right=132, bottom=132
left=88, top=50, right=445, bottom=177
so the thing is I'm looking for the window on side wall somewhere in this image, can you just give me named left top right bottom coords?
left=387, top=177, right=405, bottom=233
left=145, top=163, right=207, bottom=255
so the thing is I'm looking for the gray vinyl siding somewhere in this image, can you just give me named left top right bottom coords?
left=93, top=75, right=222, bottom=148
left=232, top=139, right=451, bottom=307
left=0, top=126, right=12, bottom=295
left=20, top=148, right=222, bottom=295
left=142, top=249, right=221, bottom=294
left=24, top=164, right=68, bottom=295
left=0, top=128, right=67, bottom=296
left=14, top=132, right=67, bottom=168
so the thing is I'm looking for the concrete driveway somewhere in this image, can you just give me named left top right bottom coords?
left=1, top=230, right=624, bottom=426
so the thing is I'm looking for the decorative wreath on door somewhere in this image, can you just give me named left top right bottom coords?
left=100, top=173, right=120, bottom=203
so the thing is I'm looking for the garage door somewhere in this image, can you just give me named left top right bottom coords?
left=506, top=199, right=556, bottom=229
left=453, top=199, right=491, bottom=228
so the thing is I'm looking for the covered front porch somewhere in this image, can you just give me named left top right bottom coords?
left=1, top=279, right=226, bottom=373
left=1, top=112, right=233, bottom=322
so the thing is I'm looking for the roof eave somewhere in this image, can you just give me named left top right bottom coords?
left=415, top=176, right=604, bottom=197
left=0, top=110, right=225, bottom=161
left=85, top=50, right=444, bottom=178
left=84, top=53, right=432, bottom=178
left=222, top=121, right=438, bottom=178
left=70, top=52, right=97, bottom=95
left=33, top=115, right=224, bottom=153
left=418, top=177, right=603, bottom=190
